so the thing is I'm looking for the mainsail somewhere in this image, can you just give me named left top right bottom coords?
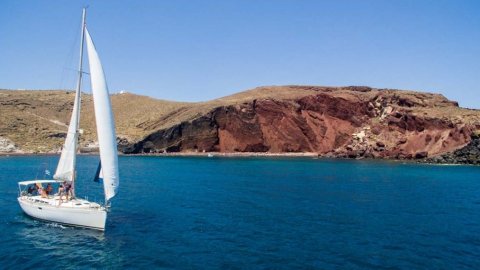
left=85, top=27, right=120, bottom=202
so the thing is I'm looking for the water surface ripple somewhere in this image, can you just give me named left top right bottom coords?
left=1, top=156, right=480, bottom=269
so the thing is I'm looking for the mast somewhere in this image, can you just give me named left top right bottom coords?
left=71, top=8, right=87, bottom=198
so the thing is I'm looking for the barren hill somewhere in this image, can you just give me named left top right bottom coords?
left=1, top=86, right=480, bottom=161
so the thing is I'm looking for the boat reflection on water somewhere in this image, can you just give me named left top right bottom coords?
left=18, top=218, right=104, bottom=244
left=15, top=216, right=124, bottom=268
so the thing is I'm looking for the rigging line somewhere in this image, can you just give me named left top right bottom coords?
left=34, top=165, right=39, bottom=180
left=59, top=14, right=83, bottom=91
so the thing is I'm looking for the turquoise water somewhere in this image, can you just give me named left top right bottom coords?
left=1, top=155, right=480, bottom=269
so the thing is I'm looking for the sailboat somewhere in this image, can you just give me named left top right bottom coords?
left=17, top=8, right=119, bottom=231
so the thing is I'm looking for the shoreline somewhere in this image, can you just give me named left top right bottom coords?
left=1, top=151, right=478, bottom=166
left=0, top=151, right=320, bottom=157
left=128, top=151, right=321, bottom=157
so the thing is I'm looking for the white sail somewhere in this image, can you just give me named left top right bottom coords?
left=85, top=27, right=120, bottom=202
left=54, top=81, right=81, bottom=181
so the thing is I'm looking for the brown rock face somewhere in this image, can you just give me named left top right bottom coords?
left=129, top=97, right=360, bottom=154
left=133, top=114, right=219, bottom=153
left=127, top=86, right=480, bottom=160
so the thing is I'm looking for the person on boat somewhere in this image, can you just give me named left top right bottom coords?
left=36, top=183, right=47, bottom=198
left=45, top=183, right=53, bottom=196
left=68, top=184, right=74, bottom=199
left=57, top=183, right=65, bottom=205
left=64, top=181, right=73, bottom=200
left=27, top=185, right=37, bottom=195
left=57, top=184, right=64, bottom=196
left=60, top=181, right=68, bottom=199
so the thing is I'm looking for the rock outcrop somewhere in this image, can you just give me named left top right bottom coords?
left=0, top=136, right=18, bottom=153
left=423, top=133, right=480, bottom=165
left=1, top=86, right=480, bottom=163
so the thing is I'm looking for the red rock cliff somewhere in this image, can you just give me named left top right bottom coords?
left=127, top=86, right=480, bottom=159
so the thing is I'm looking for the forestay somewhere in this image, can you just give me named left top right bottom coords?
left=85, top=27, right=120, bottom=202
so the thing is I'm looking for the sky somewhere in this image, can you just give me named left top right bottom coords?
left=0, top=0, right=479, bottom=108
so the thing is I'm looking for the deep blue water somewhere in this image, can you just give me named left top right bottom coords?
left=1, top=155, right=480, bottom=269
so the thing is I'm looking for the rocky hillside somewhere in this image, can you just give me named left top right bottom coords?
left=1, top=86, right=480, bottom=161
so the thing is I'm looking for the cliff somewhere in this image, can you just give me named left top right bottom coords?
left=1, top=86, right=480, bottom=161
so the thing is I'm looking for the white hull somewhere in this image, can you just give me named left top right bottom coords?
left=18, top=196, right=107, bottom=230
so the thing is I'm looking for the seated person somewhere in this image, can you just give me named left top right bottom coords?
left=36, top=183, right=47, bottom=198
left=27, top=185, right=37, bottom=195
left=45, top=183, right=53, bottom=196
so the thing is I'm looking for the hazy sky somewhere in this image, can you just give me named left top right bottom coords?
left=1, top=0, right=479, bottom=108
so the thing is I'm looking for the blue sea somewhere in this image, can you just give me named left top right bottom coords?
left=1, top=155, right=480, bottom=269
